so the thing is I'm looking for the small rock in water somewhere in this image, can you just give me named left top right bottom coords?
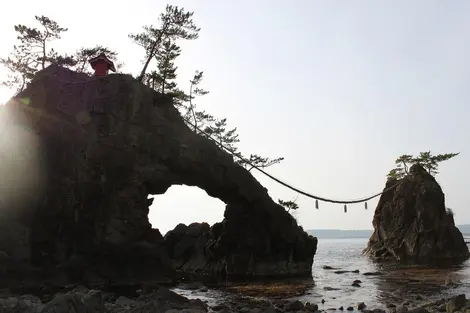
left=445, top=278, right=455, bottom=286
left=387, top=304, right=397, bottom=308
left=416, top=295, right=423, bottom=300
left=178, top=281, right=206, bottom=291
left=396, top=306, right=408, bottom=313
left=286, top=300, right=304, bottom=311
left=446, top=294, right=467, bottom=313
left=363, top=272, right=383, bottom=276
left=358, top=302, right=367, bottom=310
left=115, top=296, right=135, bottom=306
left=339, top=306, right=344, bottom=310
left=352, top=281, right=361, bottom=287
left=323, top=265, right=336, bottom=270
left=212, top=304, right=229, bottom=311
left=352, top=269, right=360, bottom=273
left=324, top=286, right=341, bottom=291
left=347, top=307, right=354, bottom=311
left=306, top=302, right=319, bottom=311
left=322, top=299, right=326, bottom=304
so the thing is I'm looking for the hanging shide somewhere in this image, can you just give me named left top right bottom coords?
left=344, top=204, right=347, bottom=213
left=365, top=202, right=368, bottom=210
left=315, top=199, right=319, bottom=209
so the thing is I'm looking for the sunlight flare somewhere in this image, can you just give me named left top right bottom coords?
left=0, top=99, right=45, bottom=218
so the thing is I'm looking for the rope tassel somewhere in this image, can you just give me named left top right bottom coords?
left=365, top=202, right=368, bottom=210
left=315, top=199, right=319, bottom=209
left=344, top=204, right=347, bottom=213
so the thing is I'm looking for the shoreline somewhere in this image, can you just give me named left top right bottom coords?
left=1, top=282, right=468, bottom=313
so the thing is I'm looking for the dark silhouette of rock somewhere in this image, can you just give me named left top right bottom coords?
left=364, top=164, right=469, bottom=263
left=0, top=65, right=317, bottom=284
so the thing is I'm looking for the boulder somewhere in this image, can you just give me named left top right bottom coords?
left=364, top=164, right=469, bottom=263
left=0, top=65, right=317, bottom=283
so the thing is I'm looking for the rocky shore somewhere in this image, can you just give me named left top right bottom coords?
left=1, top=59, right=469, bottom=313
left=1, top=283, right=468, bottom=313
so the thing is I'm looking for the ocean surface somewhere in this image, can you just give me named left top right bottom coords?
left=173, top=237, right=470, bottom=309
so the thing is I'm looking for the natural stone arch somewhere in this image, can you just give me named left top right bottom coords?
left=0, top=65, right=317, bottom=281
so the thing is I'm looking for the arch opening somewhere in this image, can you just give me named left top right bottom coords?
left=148, top=185, right=226, bottom=235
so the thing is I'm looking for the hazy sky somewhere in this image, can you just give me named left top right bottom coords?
left=1, top=1, right=469, bottom=234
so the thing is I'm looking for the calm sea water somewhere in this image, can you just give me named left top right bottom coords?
left=174, top=237, right=470, bottom=309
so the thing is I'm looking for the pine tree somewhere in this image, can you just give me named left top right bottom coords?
left=395, top=154, right=413, bottom=175
left=144, top=39, right=181, bottom=94
left=0, top=45, right=36, bottom=94
left=236, top=154, right=285, bottom=172
left=203, top=118, right=240, bottom=153
left=129, top=5, right=200, bottom=82
left=13, top=15, right=74, bottom=70
left=131, top=6, right=285, bottom=174
left=183, top=70, right=211, bottom=132
left=387, top=151, right=459, bottom=179
left=0, top=15, right=74, bottom=93
left=278, top=199, right=299, bottom=213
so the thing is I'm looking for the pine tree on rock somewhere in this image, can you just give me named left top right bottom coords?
left=184, top=70, right=211, bottom=132
left=1, top=15, right=74, bottom=93
left=129, top=5, right=200, bottom=82
left=237, top=154, right=285, bottom=172
left=204, top=118, right=240, bottom=153
left=130, top=6, right=285, bottom=175
left=387, top=151, right=459, bottom=180
left=147, top=39, right=181, bottom=94
left=0, top=45, right=36, bottom=94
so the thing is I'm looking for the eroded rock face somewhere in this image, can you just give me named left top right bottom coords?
left=0, top=65, right=317, bottom=282
left=364, top=164, right=469, bottom=263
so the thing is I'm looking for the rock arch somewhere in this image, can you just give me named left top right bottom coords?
left=0, top=65, right=317, bottom=281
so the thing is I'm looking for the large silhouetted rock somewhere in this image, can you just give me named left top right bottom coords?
left=364, top=164, right=469, bottom=263
left=0, top=65, right=317, bottom=283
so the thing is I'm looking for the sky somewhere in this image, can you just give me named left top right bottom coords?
left=1, top=1, right=469, bottom=234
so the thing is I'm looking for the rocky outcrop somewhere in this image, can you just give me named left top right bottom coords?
left=0, top=285, right=209, bottom=313
left=364, top=164, right=469, bottom=263
left=0, top=65, right=317, bottom=284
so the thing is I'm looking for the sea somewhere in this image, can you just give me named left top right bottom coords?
left=173, top=237, right=470, bottom=309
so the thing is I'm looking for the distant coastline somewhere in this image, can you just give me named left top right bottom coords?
left=308, top=224, right=470, bottom=239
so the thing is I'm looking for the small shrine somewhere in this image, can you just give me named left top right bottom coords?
left=88, top=53, right=116, bottom=76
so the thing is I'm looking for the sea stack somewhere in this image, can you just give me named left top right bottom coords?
left=364, top=163, right=469, bottom=263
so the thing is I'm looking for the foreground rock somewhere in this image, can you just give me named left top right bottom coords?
left=364, top=164, right=469, bottom=263
left=0, top=286, right=209, bottom=313
left=0, top=65, right=316, bottom=285
left=0, top=285, right=468, bottom=313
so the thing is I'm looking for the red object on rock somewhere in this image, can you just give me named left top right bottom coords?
left=88, top=53, right=116, bottom=76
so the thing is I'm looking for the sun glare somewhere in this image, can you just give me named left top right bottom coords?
left=0, top=98, right=46, bottom=218
left=0, top=88, right=14, bottom=105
